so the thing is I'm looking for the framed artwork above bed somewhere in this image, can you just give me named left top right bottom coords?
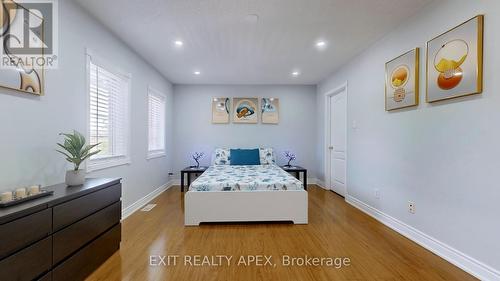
left=211, top=97, right=230, bottom=124
left=261, top=98, right=279, bottom=124
left=233, top=97, right=258, bottom=124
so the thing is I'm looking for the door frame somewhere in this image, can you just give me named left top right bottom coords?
left=324, top=81, right=348, bottom=197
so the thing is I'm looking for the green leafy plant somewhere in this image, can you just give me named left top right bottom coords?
left=56, top=130, right=100, bottom=171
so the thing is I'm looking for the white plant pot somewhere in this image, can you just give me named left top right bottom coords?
left=65, top=169, right=86, bottom=186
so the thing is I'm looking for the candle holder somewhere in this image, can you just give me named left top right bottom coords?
left=0, top=185, right=54, bottom=208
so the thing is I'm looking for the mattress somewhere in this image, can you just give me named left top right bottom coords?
left=189, top=164, right=304, bottom=191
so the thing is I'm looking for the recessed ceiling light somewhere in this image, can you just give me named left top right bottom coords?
left=194, top=71, right=201, bottom=75
left=292, top=71, right=300, bottom=77
left=174, top=40, right=183, bottom=47
left=315, top=40, right=327, bottom=49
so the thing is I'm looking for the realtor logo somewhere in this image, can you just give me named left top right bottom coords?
left=0, top=0, right=58, bottom=69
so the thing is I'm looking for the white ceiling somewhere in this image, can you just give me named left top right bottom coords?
left=75, top=0, right=432, bottom=85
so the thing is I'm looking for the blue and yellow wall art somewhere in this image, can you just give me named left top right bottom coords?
left=233, top=97, right=258, bottom=124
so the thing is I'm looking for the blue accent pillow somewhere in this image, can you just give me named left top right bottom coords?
left=230, top=149, right=261, bottom=165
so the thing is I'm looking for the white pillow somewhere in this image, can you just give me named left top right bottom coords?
left=212, top=148, right=230, bottom=165
left=259, top=147, right=276, bottom=165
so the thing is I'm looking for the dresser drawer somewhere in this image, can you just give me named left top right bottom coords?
left=53, top=183, right=121, bottom=231
left=53, top=224, right=121, bottom=281
left=0, top=237, right=51, bottom=281
left=53, top=201, right=121, bottom=264
left=0, top=208, right=51, bottom=259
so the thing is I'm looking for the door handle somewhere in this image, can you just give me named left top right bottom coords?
left=328, top=146, right=334, bottom=150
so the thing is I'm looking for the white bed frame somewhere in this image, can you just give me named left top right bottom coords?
left=184, top=190, right=308, bottom=226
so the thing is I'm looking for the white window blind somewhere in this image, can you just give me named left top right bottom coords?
left=87, top=54, right=131, bottom=171
left=147, top=87, right=166, bottom=158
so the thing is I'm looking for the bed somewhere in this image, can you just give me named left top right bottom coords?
left=184, top=148, right=308, bottom=226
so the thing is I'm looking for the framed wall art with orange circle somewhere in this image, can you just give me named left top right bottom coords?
left=426, top=15, right=483, bottom=103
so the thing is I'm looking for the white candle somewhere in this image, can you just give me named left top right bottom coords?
left=16, top=188, right=27, bottom=199
left=29, top=185, right=40, bottom=195
left=1, top=191, right=13, bottom=202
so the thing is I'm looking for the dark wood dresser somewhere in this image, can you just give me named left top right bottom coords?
left=0, top=178, right=122, bottom=281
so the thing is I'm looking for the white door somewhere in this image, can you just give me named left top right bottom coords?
left=328, top=90, right=347, bottom=196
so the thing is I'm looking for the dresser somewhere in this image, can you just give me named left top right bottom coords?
left=0, top=178, right=122, bottom=281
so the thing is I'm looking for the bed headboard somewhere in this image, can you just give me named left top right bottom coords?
left=211, top=147, right=276, bottom=165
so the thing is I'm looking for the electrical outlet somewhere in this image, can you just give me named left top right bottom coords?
left=408, top=201, right=416, bottom=214
left=374, top=188, right=380, bottom=199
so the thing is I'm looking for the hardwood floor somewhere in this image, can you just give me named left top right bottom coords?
left=86, top=186, right=476, bottom=281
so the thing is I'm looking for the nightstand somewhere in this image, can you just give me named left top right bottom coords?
left=280, top=166, right=307, bottom=190
left=180, top=166, right=208, bottom=192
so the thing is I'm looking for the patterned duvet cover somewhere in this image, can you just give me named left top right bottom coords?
left=189, top=164, right=304, bottom=191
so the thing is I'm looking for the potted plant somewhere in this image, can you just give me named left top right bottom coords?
left=56, top=131, right=100, bottom=186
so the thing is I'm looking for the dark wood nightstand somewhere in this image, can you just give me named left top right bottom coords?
left=280, top=166, right=307, bottom=190
left=180, top=166, right=208, bottom=192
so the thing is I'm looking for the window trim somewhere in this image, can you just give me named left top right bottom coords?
left=85, top=49, right=132, bottom=172
left=146, top=151, right=166, bottom=160
left=146, top=86, right=167, bottom=160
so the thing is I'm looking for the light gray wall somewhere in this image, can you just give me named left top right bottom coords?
left=317, top=0, right=499, bottom=273
left=0, top=1, right=174, bottom=208
left=173, top=85, right=317, bottom=177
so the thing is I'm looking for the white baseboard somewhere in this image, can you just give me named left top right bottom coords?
left=346, top=195, right=500, bottom=281
left=311, top=178, right=328, bottom=190
left=121, top=180, right=175, bottom=220
left=307, top=178, right=319, bottom=186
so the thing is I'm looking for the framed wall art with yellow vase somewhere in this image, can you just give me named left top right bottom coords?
left=385, top=48, right=419, bottom=111
left=426, top=15, right=483, bottom=103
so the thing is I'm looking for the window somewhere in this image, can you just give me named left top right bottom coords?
left=147, top=87, right=166, bottom=159
left=87, top=52, right=131, bottom=171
